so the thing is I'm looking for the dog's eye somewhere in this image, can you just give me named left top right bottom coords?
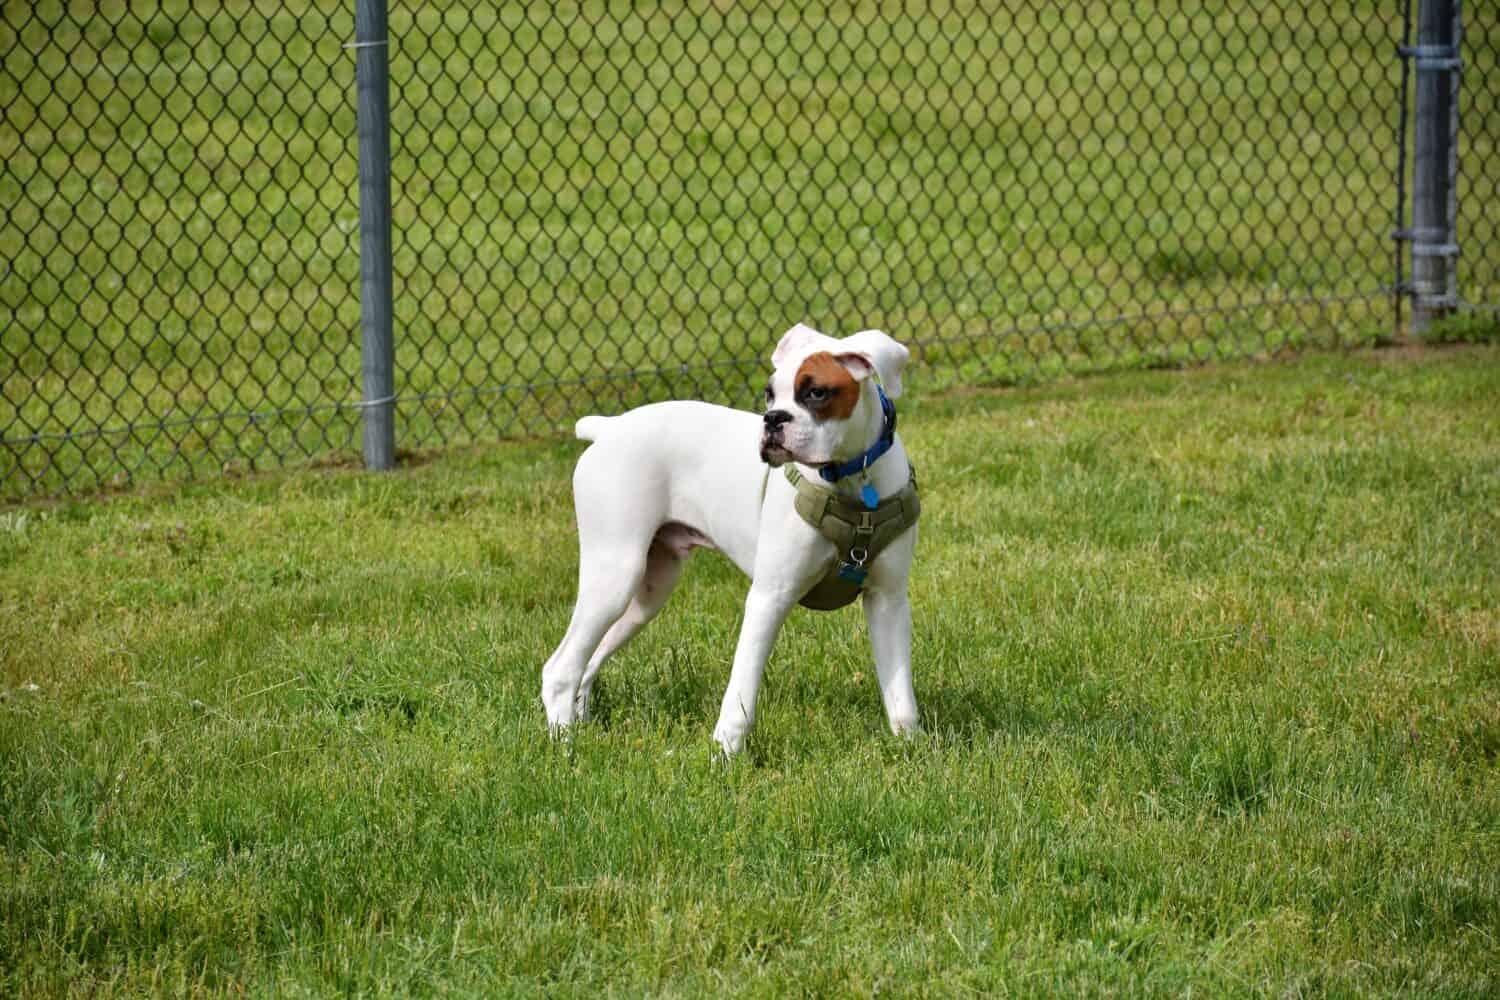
left=763, top=385, right=774, bottom=405
left=807, top=386, right=829, bottom=402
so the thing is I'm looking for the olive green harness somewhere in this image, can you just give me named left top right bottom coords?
left=784, top=465, right=921, bottom=610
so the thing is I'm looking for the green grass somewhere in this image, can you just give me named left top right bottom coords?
left=3, top=347, right=1498, bottom=995
left=14, top=0, right=1500, bottom=498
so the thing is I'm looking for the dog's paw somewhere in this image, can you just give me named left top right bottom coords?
left=888, top=715, right=922, bottom=738
left=712, top=723, right=746, bottom=757
left=547, top=721, right=574, bottom=743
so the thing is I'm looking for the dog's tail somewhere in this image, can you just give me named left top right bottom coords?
left=574, top=415, right=614, bottom=442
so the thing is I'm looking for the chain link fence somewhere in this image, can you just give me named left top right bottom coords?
left=1457, top=2, right=1499, bottom=314
left=2, top=0, right=361, bottom=497
left=3, top=1, right=1497, bottom=499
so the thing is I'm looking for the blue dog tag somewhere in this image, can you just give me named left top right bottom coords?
left=860, top=483, right=879, bottom=509
left=837, top=562, right=868, bottom=586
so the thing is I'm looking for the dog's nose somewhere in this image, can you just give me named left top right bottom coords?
left=763, top=409, right=792, bottom=432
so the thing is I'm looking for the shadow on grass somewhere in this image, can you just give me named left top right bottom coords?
left=914, top=678, right=1046, bottom=745
left=583, top=645, right=722, bottom=732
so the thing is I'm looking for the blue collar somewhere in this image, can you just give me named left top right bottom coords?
left=819, top=386, right=897, bottom=484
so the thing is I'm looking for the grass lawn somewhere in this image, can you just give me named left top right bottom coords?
left=3, top=345, right=1498, bottom=995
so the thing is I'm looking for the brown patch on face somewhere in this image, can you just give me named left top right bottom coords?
left=794, top=352, right=861, bottom=420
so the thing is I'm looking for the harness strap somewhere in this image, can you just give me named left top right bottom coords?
left=784, top=464, right=920, bottom=610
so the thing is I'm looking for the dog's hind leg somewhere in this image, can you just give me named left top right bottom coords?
left=541, top=543, right=647, bottom=733
left=573, top=529, right=695, bottom=719
left=542, top=443, right=663, bottom=732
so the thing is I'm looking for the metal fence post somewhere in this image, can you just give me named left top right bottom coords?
left=1408, top=0, right=1461, bottom=335
left=355, top=0, right=395, bottom=469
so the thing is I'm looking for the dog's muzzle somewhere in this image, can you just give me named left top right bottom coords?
left=760, top=409, right=794, bottom=464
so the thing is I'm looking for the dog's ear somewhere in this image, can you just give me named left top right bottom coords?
left=833, top=352, right=876, bottom=382
left=839, top=329, right=910, bottom=399
left=771, top=322, right=832, bottom=369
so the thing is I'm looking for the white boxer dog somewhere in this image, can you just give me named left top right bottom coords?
left=540, top=323, right=920, bottom=754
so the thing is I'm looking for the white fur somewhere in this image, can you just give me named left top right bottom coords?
left=540, top=325, right=919, bottom=754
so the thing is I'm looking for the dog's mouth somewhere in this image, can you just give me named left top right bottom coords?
left=760, top=435, right=826, bottom=468
left=759, top=439, right=793, bottom=466
left=759, top=428, right=802, bottom=466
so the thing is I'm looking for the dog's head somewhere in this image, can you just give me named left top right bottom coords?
left=759, top=323, right=910, bottom=467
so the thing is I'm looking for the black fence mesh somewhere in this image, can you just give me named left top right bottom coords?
left=2, top=1, right=1494, bottom=499
left=1458, top=3, right=1499, bottom=313
left=1, top=0, right=359, bottom=497
left=384, top=0, right=1405, bottom=450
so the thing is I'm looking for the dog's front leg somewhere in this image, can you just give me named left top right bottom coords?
left=862, top=526, right=920, bottom=737
left=863, top=584, right=920, bottom=737
left=713, top=583, right=799, bottom=755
